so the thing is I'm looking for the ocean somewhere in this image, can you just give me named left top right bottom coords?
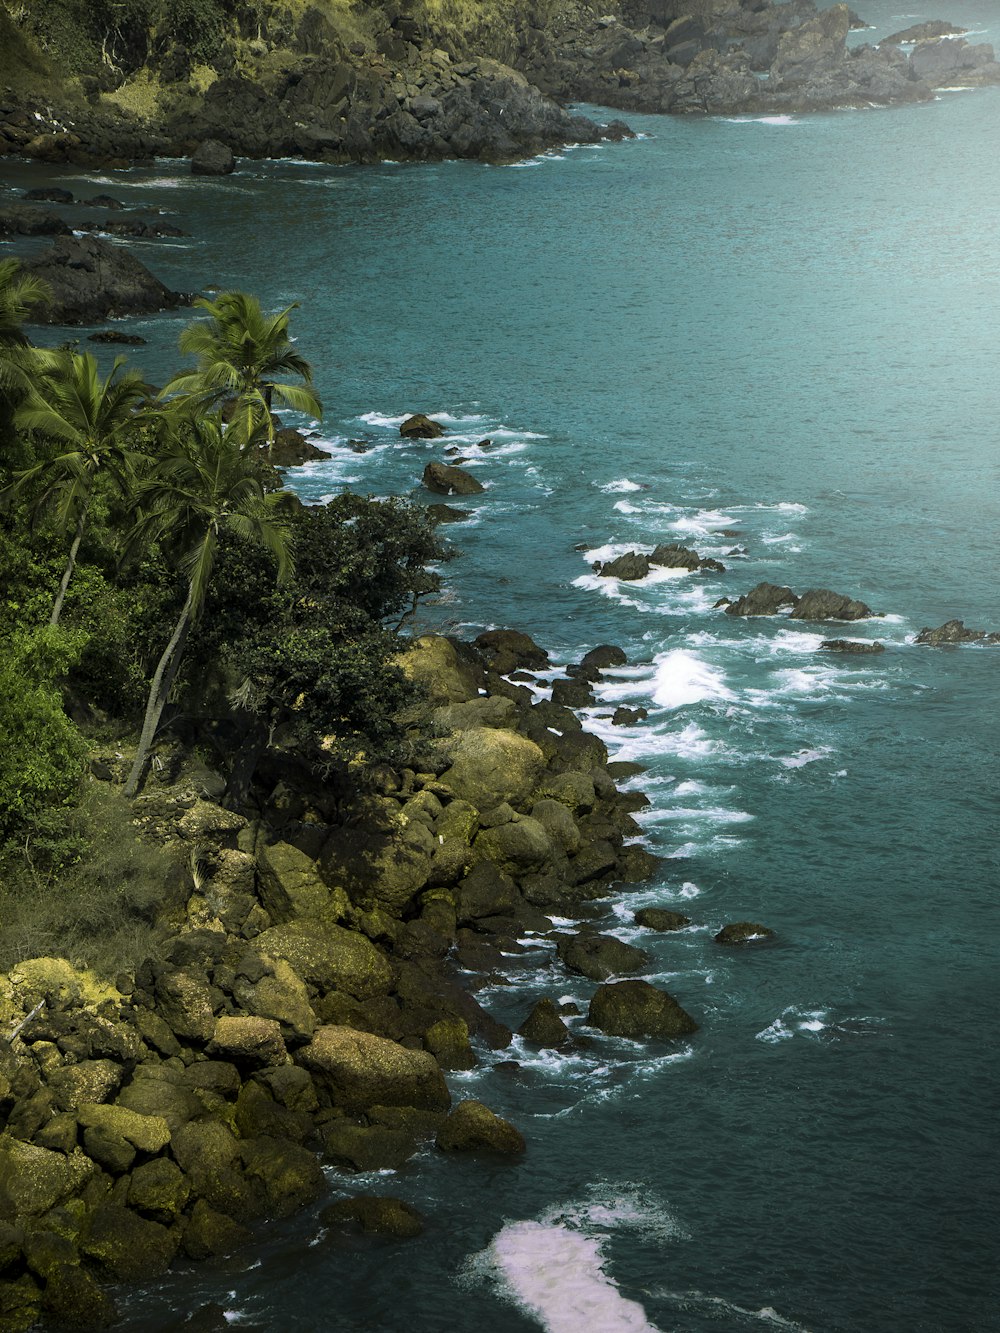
left=3, top=2, right=999, bottom=1327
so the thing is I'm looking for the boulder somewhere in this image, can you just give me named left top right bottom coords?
left=438, top=727, right=545, bottom=810
left=0, top=205, right=70, bottom=237
left=473, top=816, right=554, bottom=877
left=269, top=428, right=328, bottom=467
left=436, top=1100, right=525, bottom=1154
left=319, top=817, right=434, bottom=915
left=181, top=1199, right=252, bottom=1260
left=588, top=980, right=698, bottom=1039
left=556, top=931, right=649, bottom=982
left=599, top=552, right=650, bottom=580
left=474, top=628, right=550, bottom=672
left=239, top=1136, right=325, bottom=1217
left=80, top=1204, right=179, bottom=1281
left=649, top=542, right=701, bottom=570
left=23, top=187, right=74, bottom=203
left=233, top=959, right=318, bottom=1043
left=256, top=841, right=347, bottom=923
left=319, top=1119, right=420, bottom=1172
left=76, top=1102, right=171, bottom=1154
left=550, top=676, right=595, bottom=708
left=128, top=1157, right=190, bottom=1223
left=915, top=619, right=999, bottom=645
left=715, top=921, right=775, bottom=945
left=400, top=413, right=444, bottom=438
left=580, top=644, right=627, bottom=670
left=47, top=1058, right=123, bottom=1111
left=23, top=235, right=185, bottom=324
left=298, top=1026, right=451, bottom=1112
left=433, top=695, right=517, bottom=732
left=612, top=706, right=648, bottom=725
left=790, top=589, right=873, bottom=621
left=253, top=921, right=394, bottom=999
left=910, top=37, right=998, bottom=82
left=191, top=139, right=235, bottom=174
left=518, top=998, right=571, bottom=1047
left=724, top=582, right=799, bottom=616
left=320, top=1194, right=423, bottom=1238
left=422, top=461, right=485, bottom=495
left=530, top=798, right=581, bottom=856
left=0, top=1137, right=96, bottom=1216
left=394, top=634, right=484, bottom=704
left=154, top=968, right=217, bottom=1043
left=455, top=862, right=522, bottom=923
left=634, top=907, right=690, bottom=931
left=882, top=20, right=966, bottom=44
left=426, top=503, right=469, bottom=523
left=820, top=639, right=885, bottom=654
left=423, top=1017, right=476, bottom=1071
left=207, top=1015, right=288, bottom=1067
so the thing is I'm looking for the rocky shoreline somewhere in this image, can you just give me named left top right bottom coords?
left=1, top=1, right=999, bottom=170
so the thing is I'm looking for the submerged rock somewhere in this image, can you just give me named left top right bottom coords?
left=321, top=1194, right=424, bottom=1238
left=714, top=921, right=776, bottom=945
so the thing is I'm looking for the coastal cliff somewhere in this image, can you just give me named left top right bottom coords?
left=1, top=0, right=999, bottom=166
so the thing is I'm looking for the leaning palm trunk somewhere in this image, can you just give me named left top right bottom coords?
left=124, top=582, right=196, bottom=797
left=49, top=497, right=90, bottom=626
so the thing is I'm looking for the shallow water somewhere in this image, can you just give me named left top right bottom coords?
left=4, top=3, right=999, bottom=1327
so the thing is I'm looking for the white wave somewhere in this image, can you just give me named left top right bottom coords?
left=636, top=805, right=753, bottom=826
left=756, top=1007, right=828, bottom=1044
left=650, top=651, right=735, bottom=709
left=652, top=1288, right=812, bottom=1330
left=779, top=747, right=832, bottom=769
left=613, top=500, right=642, bottom=514
left=599, top=479, right=644, bottom=493
left=724, top=114, right=799, bottom=125
left=760, top=531, right=799, bottom=545
left=667, top=509, right=736, bottom=536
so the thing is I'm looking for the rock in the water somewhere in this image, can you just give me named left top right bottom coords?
left=426, top=503, right=470, bottom=524
left=724, top=582, right=799, bottom=616
left=298, top=1026, right=451, bottom=1112
left=820, top=639, right=885, bottom=654
left=915, top=619, right=1000, bottom=645
left=518, top=997, right=571, bottom=1047
left=599, top=552, right=650, bottom=580
left=634, top=907, right=690, bottom=931
left=0, top=204, right=70, bottom=237
left=474, top=628, right=550, bottom=672
left=649, top=542, right=701, bottom=570
left=400, top=413, right=444, bottom=438
left=580, top=644, right=627, bottom=670
left=422, top=461, right=484, bottom=495
left=321, top=1194, right=424, bottom=1238
left=714, top=921, right=776, bottom=945
left=88, top=329, right=147, bottom=345
left=23, top=235, right=184, bottom=324
left=269, top=428, right=329, bottom=467
left=556, top=931, right=649, bottom=982
left=191, top=139, right=235, bottom=175
left=612, top=706, right=647, bottom=726
left=588, top=980, right=698, bottom=1039
left=790, top=589, right=873, bottom=621
left=882, top=20, right=966, bottom=44
left=23, top=187, right=74, bottom=203
left=436, top=1099, right=525, bottom=1154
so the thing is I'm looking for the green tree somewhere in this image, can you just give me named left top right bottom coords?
left=0, top=625, right=88, bottom=843
left=0, top=257, right=49, bottom=450
left=123, top=414, right=296, bottom=797
left=8, top=350, right=150, bottom=626
left=162, top=291, right=322, bottom=448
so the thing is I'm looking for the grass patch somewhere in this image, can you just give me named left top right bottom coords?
left=0, top=782, right=175, bottom=980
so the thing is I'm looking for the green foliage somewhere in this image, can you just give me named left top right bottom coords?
left=0, top=784, right=170, bottom=977
left=0, top=626, right=88, bottom=843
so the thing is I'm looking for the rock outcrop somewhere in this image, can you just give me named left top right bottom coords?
left=21, top=235, right=186, bottom=325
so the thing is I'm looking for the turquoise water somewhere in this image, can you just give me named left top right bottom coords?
left=5, top=4, right=1000, bottom=1327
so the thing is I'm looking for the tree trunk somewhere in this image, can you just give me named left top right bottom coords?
left=50, top=501, right=89, bottom=627
left=124, top=582, right=196, bottom=798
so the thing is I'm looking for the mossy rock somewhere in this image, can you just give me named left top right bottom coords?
left=80, top=1203, right=179, bottom=1282
left=7, top=957, right=118, bottom=1009
left=529, top=798, right=582, bottom=855
left=556, top=932, right=649, bottom=982
left=318, top=1119, right=419, bottom=1172
left=256, top=841, right=349, bottom=923
left=438, top=727, right=546, bottom=811
left=715, top=921, right=776, bottom=945
left=394, top=635, right=484, bottom=705
left=239, top=1136, right=325, bottom=1218
left=436, top=1100, right=525, bottom=1155
left=181, top=1198, right=252, bottom=1260
left=424, top=1017, right=476, bottom=1070
left=319, top=817, right=435, bottom=915
left=321, top=1194, right=423, bottom=1238
left=518, top=998, right=570, bottom=1048
left=127, top=1157, right=190, bottom=1223
left=299, top=1026, right=451, bottom=1113
left=0, top=1273, right=42, bottom=1333
left=207, top=1015, right=288, bottom=1068
left=253, top=921, right=394, bottom=1000
left=40, top=1260, right=117, bottom=1327
left=472, top=816, right=554, bottom=877
left=532, top=770, right=596, bottom=813
left=588, top=980, right=698, bottom=1040
left=111, top=1074, right=202, bottom=1135
left=0, top=1136, right=96, bottom=1217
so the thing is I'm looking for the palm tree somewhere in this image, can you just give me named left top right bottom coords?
left=161, top=291, right=322, bottom=448
left=8, top=350, right=150, bottom=626
left=0, top=258, right=50, bottom=447
left=123, top=415, right=296, bottom=797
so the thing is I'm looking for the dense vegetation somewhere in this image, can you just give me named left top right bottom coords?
left=0, top=263, right=444, bottom=964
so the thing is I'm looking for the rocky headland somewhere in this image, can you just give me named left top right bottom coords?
left=0, top=0, right=998, bottom=169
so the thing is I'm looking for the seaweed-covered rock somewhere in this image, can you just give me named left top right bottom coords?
left=634, top=907, right=691, bottom=931
left=714, top=921, right=776, bottom=945
left=0, top=1137, right=96, bottom=1216
left=298, top=1026, right=451, bottom=1113
left=320, top=1194, right=424, bottom=1238
left=128, top=1157, right=190, bottom=1223
left=436, top=1100, right=525, bottom=1155
left=239, top=1136, right=325, bottom=1217
left=181, top=1199, right=252, bottom=1260
left=588, top=980, right=698, bottom=1039
left=820, top=639, right=885, bottom=654
left=252, top=922, right=393, bottom=999
left=207, top=1015, right=288, bottom=1068
left=77, top=1101, right=171, bottom=1154
left=318, top=1119, right=419, bottom=1171
left=80, top=1204, right=179, bottom=1282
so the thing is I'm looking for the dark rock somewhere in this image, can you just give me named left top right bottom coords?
left=612, top=706, right=647, bottom=726
left=790, top=589, right=873, bottom=621
left=714, top=921, right=776, bottom=945
left=191, top=139, right=236, bottom=175
left=422, top=461, right=484, bottom=495
left=599, top=552, right=650, bottom=580
left=518, top=998, right=571, bottom=1047
left=649, top=542, right=701, bottom=570
left=724, top=582, right=799, bottom=616
left=474, top=628, right=549, bottom=672
left=588, top=979, right=698, bottom=1039
left=80, top=1204, right=179, bottom=1282
left=400, top=413, right=444, bottom=438
left=0, top=205, right=70, bottom=237
left=910, top=37, right=998, bottom=83
left=269, top=428, right=329, bottom=467
left=84, top=194, right=125, bottom=210
left=915, top=619, right=1000, bottom=645
left=882, top=20, right=966, bottom=44
left=320, top=1194, right=424, bottom=1238
left=426, top=503, right=470, bottom=523
left=87, top=330, right=147, bottom=345
left=23, top=235, right=185, bottom=325
left=23, top=187, right=74, bottom=203
left=551, top=676, right=594, bottom=708
left=820, top=639, right=885, bottom=654
left=555, top=931, right=648, bottom=982
left=634, top=907, right=690, bottom=931
left=436, top=1099, right=525, bottom=1154
left=582, top=645, right=627, bottom=670
left=298, top=1025, right=451, bottom=1112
